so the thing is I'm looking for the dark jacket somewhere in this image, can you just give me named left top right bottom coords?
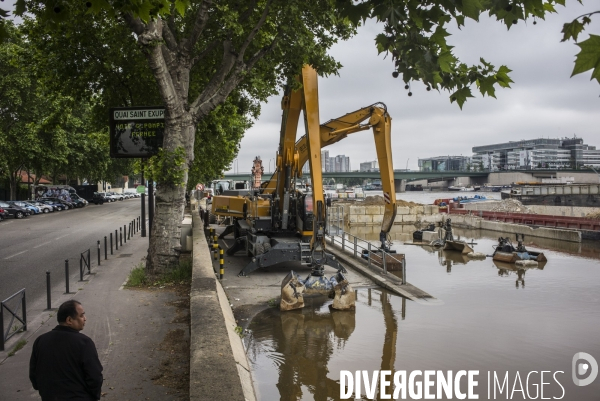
left=29, top=325, right=103, bottom=401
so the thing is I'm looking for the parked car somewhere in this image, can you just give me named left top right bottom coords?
left=38, top=199, right=63, bottom=211
left=0, top=201, right=30, bottom=219
left=107, top=192, right=124, bottom=201
left=98, top=192, right=117, bottom=202
left=28, top=201, right=54, bottom=213
left=92, top=192, right=109, bottom=205
left=66, top=194, right=87, bottom=208
left=40, top=197, right=74, bottom=210
left=11, top=201, right=40, bottom=214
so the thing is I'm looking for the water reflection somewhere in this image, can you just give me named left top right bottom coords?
left=493, top=260, right=546, bottom=289
left=247, top=289, right=405, bottom=401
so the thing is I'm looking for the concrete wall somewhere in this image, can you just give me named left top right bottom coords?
left=487, top=171, right=600, bottom=185
left=447, top=214, right=582, bottom=242
left=342, top=201, right=583, bottom=242
left=461, top=201, right=600, bottom=217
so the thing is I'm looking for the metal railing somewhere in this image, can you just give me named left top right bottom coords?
left=1, top=289, right=26, bottom=351
left=327, top=230, right=406, bottom=284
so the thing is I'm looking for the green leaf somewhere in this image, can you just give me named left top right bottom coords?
left=495, top=65, right=514, bottom=88
left=438, top=51, right=455, bottom=73
left=175, top=0, right=187, bottom=17
left=561, top=20, right=584, bottom=42
left=456, top=15, right=465, bottom=27
left=571, top=34, right=600, bottom=84
left=450, top=87, right=474, bottom=109
left=430, top=26, right=450, bottom=47
left=461, top=0, right=485, bottom=21
left=476, top=76, right=496, bottom=98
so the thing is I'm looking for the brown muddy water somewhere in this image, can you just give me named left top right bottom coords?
left=245, top=209, right=600, bottom=400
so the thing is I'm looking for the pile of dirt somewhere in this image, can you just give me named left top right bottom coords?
left=489, top=199, right=535, bottom=214
left=585, top=211, right=600, bottom=219
left=359, top=195, right=422, bottom=207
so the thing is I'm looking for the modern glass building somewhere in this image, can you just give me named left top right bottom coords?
left=418, top=156, right=471, bottom=171
left=471, top=137, right=600, bottom=170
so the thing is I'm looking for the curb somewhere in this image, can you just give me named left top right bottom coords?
left=190, top=211, right=256, bottom=401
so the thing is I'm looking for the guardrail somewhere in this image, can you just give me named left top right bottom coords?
left=326, top=230, right=406, bottom=284
left=1, top=289, right=26, bottom=351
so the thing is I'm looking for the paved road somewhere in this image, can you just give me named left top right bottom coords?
left=0, top=199, right=145, bottom=311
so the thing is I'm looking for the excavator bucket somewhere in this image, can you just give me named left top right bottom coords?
left=329, top=272, right=356, bottom=311
left=304, top=274, right=333, bottom=294
left=280, top=271, right=305, bottom=311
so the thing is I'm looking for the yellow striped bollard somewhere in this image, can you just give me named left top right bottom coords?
left=219, top=247, right=224, bottom=279
left=213, top=242, right=219, bottom=260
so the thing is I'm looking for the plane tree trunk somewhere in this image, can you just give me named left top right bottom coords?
left=126, top=5, right=276, bottom=274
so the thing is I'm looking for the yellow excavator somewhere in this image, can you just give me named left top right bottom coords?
left=212, top=65, right=398, bottom=310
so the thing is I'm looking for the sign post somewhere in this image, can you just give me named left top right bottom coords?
left=109, top=107, right=164, bottom=240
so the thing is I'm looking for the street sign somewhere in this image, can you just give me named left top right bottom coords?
left=136, top=185, right=146, bottom=194
left=109, top=106, right=165, bottom=158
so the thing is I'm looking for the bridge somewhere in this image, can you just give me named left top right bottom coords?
left=223, top=170, right=490, bottom=181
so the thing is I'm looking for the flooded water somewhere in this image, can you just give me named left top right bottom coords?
left=245, top=192, right=600, bottom=400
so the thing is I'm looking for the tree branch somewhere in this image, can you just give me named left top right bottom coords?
left=238, top=0, right=273, bottom=57
left=162, top=19, right=179, bottom=54
left=190, top=38, right=220, bottom=67
left=189, top=40, right=236, bottom=111
left=238, top=0, right=258, bottom=24
left=123, top=13, right=145, bottom=36
left=183, top=0, right=213, bottom=55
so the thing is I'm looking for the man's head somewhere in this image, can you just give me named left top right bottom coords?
left=57, top=300, right=86, bottom=331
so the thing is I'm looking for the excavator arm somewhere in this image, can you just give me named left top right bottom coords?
left=266, top=103, right=397, bottom=250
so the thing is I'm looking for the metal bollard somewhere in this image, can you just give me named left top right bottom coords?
left=104, top=236, right=108, bottom=260
left=87, top=249, right=91, bottom=274
left=110, top=232, right=114, bottom=254
left=123, top=224, right=127, bottom=243
left=138, top=216, right=140, bottom=231
left=120, top=227, right=123, bottom=247
left=80, top=256, right=84, bottom=281
left=64, top=260, right=70, bottom=294
left=115, top=230, right=119, bottom=250
left=46, top=271, right=51, bottom=310
left=128, top=222, right=131, bottom=239
left=219, top=247, right=224, bottom=279
left=213, top=243, right=219, bottom=260
left=97, top=240, right=101, bottom=266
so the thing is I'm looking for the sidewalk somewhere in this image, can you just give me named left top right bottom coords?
left=0, top=229, right=190, bottom=401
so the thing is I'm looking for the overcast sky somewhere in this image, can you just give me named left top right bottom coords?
left=231, top=1, right=599, bottom=173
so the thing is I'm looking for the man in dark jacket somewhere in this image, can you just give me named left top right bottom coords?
left=29, top=300, right=103, bottom=401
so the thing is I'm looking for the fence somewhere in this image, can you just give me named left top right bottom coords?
left=1, top=289, right=26, bottom=351
left=327, top=229, right=406, bottom=284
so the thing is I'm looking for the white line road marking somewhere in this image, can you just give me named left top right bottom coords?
left=4, top=250, right=27, bottom=259
left=55, top=234, right=71, bottom=240
left=33, top=241, right=52, bottom=249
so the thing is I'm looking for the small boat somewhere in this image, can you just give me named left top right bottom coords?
left=412, top=223, right=436, bottom=241
left=492, top=235, right=547, bottom=263
left=443, top=240, right=474, bottom=254
left=448, top=186, right=475, bottom=192
left=439, top=218, right=474, bottom=254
